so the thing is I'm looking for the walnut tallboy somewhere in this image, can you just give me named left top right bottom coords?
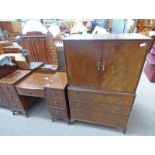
left=64, top=34, right=152, bottom=132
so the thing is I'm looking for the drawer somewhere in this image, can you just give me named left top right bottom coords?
left=6, top=93, right=20, bottom=102
left=69, top=90, right=134, bottom=106
left=0, top=97, right=7, bottom=106
left=49, top=107, right=67, bottom=119
left=0, top=88, right=7, bottom=106
left=13, top=103, right=23, bottom=110
left=69, top=100, right=131, bottom=116
left=71, top=109, right=128, bottom=128
left=47, top=98, right=66, bottom=108
left=6, top=94, right=22, bottom=106
left=16, top=87, right=44, bottom=97
left=45, top=88, right=65, bottom=99
left=0, top=84, right=16, bottom=93
left=6, top=96, right=23, bottom=110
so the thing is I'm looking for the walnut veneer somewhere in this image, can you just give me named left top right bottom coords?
left=64, top=34, right=152, bottom=132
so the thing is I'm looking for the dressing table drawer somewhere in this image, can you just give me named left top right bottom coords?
left=16, top=87, right=45, bottom=97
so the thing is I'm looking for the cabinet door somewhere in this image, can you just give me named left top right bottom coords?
left=21, top=37, right=49, bottom=63
left=65, top=42, right=102, bottom=89
left=100, top=41, right=151, bottom=93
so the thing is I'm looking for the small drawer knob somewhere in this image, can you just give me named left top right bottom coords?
left=55, top=110, right=60, bottom=115
left=77, top=112, right=81, bottom=118
left=53, top=100, right=59, bottom=106
left=115, top=107, right=121, bottom=113
left=10, top=95, right=14, bottom=99
left=52, top=91, right=56, bottom=97
left=77, top=91, right=80, bottom=96
left=114, top=120, right=119, bottom=124
left=77, top=102, right=80, bottom=108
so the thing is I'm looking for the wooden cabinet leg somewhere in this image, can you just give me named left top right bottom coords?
left=123, top=128, right=127, bottom=134
left=52, top=117, right=56, bottom=122
left=12, top=110, right=16, bottom=115
left=67, top=119, right=70, bottom=125
left=70, top=119, right=74, bottom=124
left=24, top=112, right=28, bottom=118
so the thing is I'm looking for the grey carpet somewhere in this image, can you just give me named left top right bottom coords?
left=0, top=72, right=155, bottom=136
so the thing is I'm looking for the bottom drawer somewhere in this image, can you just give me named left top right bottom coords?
left=49, top=107, right=67, bottom=119
left=71, top=109, right=128, bottom=128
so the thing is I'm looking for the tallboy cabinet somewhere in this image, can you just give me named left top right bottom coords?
left=64, top=34, right=152, bottom=132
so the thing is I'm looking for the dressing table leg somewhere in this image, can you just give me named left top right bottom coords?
left=24, top=112, right=29, bottom=118
left=12, top=110, right=16, bottom=115
left=52, top=117, right=56, bottom=122
left=123, top=128, right=127, bottom=134
left=67, top=119, right=70, bottom=125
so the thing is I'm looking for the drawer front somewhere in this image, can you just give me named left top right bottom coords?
left=50, top=107, right=67, bottom=119
left=70, top=100, right=131, bottom=115
left=0, top=84, right=24, bottom=110
left=71, top=109, right=128, bottom=128
left=6, top=94, right=23, bottom=109
left=45, top=88, right=65, bottom=99
left=0, top=88, right=7, bottom=107
left=47, top=98, right=66, bottom=108
left=0, top=84, right=16, bottom=93
left=69, top=90, right=134, bottom=106
left=0, top=95, right=7, bottom=107
left=16, top=87, right=44, bottom=97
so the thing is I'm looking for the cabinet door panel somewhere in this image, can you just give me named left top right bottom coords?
left=101, top=41, right=151, bottom=93
left=65, top=42, right=102, bottom=89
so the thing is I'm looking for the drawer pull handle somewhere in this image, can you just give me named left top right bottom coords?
left=77, top=102, right=80, bottom=108
left=115, top=107, right=121, bottom=113
left=119, top=99, right=124, bottom=105
left=53, top=100, right=59, bottom=106
left=114, top=120, right=119, bottom=124
left=77, top=112, right=80, bottom=118
left=55, top=110, right=60, bottom=115
left=52, top=91, right=56, bottom=96
left=76, top=91, right=80, bottom=97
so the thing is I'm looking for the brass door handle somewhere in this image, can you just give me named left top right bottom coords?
left=102, top=62, right=106, bottom=71
left=97, top=61, right=101, bottom=70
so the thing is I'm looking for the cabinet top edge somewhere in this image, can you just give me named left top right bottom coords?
left=64, top=34, right=152, bottom=41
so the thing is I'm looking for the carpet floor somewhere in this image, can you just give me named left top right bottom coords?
left=0, top=72, right=155, bottom=136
